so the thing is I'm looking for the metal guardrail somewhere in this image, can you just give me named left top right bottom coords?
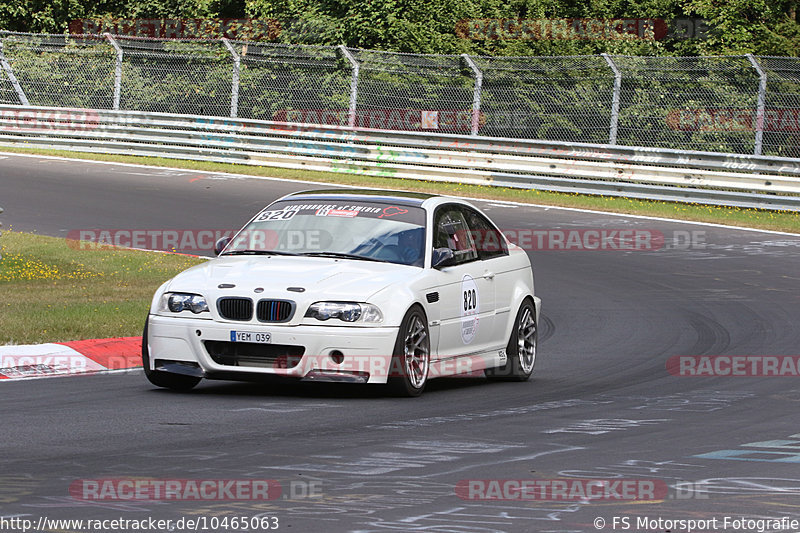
left=1, top=104, right=800, bottom=211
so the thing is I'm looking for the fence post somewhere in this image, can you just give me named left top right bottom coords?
left=338, top=45, right=359, bottom=128
left=461, top=54, right=483, bottom=136
left=0, top=41, right=30, bottom=106
left=746, top=54, right=767, bottom=156
left=222, top=38, right=240, bottom=118
left=602, top=53, right=622, bottom=145
left=104, top=33, right=123, bottom=110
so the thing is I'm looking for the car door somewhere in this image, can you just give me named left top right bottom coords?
left=459, top=205, right=515, bottom=352
left=431, top=204, right=496, bottom=360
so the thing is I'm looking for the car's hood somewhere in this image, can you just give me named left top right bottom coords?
left=166, top=255, right=420, bottom=302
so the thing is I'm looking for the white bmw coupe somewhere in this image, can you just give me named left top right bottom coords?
left=144, top=190, right=540, bottom=396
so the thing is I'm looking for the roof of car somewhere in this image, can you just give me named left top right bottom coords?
left=282, top=189, right=438, bottom=206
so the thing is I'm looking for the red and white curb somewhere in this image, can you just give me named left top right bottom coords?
left=0, top=337, right=141, bottom=380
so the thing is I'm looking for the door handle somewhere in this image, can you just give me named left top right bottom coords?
left=484, top=271, right=495, bottom=280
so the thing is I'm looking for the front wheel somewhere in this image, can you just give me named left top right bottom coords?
left=386, top=305, right=430, bottom=397
left=485, top=299, right=537, bottom=381
left=142, top=320, right=201, bottom=391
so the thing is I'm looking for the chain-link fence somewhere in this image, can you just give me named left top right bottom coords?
left=0, top=34, right=116, bottom=109
left=1, top=30, right=798, bottom=157
left=474, top=55, right=616, bottom=144
left=116, top=36, right=233, bottom=117
left=351, top=49, right=475, bottom=134
left=614, top=55, right=764, bottom=155
left=236, top=42, right=350, bottom=122
left=759, top=56, right=800, bottom=158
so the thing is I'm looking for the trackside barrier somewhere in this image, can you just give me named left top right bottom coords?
left=1, top=104, right=799, bottom=211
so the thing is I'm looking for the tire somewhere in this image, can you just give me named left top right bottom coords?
left=386, top=305, right=430, bottom=397
left=142, top=320, right=201, bottom=391
left=485, top=298, right=537, bottom=382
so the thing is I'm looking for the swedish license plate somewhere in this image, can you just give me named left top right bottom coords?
left=230, top=331, right=271, bottom=343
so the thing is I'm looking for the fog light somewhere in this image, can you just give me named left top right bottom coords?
left=330, top=350, right=344, bottom=364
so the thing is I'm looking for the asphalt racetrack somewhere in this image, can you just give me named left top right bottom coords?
left=2, top=153, right=800, bottom=532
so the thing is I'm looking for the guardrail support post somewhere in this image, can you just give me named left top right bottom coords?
left=602, top=53, right=622, bottom=145
left=222, top=38, right=240, bottom=118
left=461, top=54, right=483, bottom=136
left=0, top=41, right=30, bottom=106
left=338, top=45, right=359, bottom=128
left=104, top=33, right=123, bottom=110
left=746, top=54, right=767, bottom=156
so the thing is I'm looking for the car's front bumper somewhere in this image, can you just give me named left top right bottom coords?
left=146, top=314, right=399, bottom=384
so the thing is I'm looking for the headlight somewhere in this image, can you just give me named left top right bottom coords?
left=304, top=302, right=383, bottom=323
left=160, top=292, right=209, bottom=314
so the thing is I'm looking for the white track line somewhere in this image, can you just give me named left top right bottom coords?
left=2, top=150, right=798, bottom=236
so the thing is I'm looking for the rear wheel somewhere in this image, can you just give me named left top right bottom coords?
left=142, top=320, right=201, bottom=391
left=485, top=299, right=537, bottom=381
left=386, top=305, right=430, bottom=397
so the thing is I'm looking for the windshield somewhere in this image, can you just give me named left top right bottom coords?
left=223, top=199, right=427, bottom=267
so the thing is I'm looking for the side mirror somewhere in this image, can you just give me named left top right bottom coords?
left=431, top=247, right=455, bottom=269
left=214, top=236, right=231, bottom=256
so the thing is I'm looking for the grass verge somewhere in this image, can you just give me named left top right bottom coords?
left=0, top=230, right=204, bottom=345
left=2, top=146, right=799, bottom=234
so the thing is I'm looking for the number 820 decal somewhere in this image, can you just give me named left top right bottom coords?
left=256, top=209, right=296, bottom=222
left=461, top=275, right=479, bottom=344
left=463, top=288, right=477, bottom=312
